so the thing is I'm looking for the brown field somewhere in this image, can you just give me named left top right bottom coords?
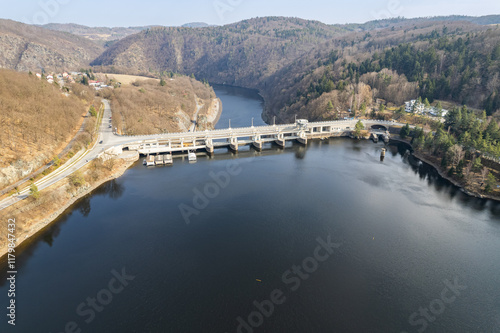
left=97, top=73, right=159, bottom=86
left=105, top=76, right=215, bottom=135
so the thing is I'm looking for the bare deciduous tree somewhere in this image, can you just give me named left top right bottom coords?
left=481, top=167, right=489, bottom=183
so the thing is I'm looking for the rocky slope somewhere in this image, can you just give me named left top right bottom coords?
left=106, top=75, right=217, bottom=134
left=0, top=19, right=103, bottom=72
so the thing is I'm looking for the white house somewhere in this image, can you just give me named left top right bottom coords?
left=405, top=100, right=415, bottom=113
left=405, top=100, right=424, bottom=113
left=429, top=108, right=448, bottom=117
left=405, top=99, right=449, bottom=117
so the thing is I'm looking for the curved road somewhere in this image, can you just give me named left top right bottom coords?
left=0, top=100, right=115, bottom=211
left=0, top=101, right=409, bottom=211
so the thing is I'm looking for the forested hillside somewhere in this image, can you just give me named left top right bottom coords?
left=266, top=22, right=500, bottom=121
left=0, top=19, right=103, bottom=72
left=90, top=16, right=500, bottom=123
left=341, top=15, right=500, bottom=31
left=0, top=69, right=97, bottom=189
left=91, top=17, right=344, bottom=87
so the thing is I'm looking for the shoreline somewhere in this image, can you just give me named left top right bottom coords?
left=2, top=130, right=498, bottom=260
left=0, top=154, right=138, bottom=261
left=211, top=98, right=223, bottom=127
left=1, top=85, right=221, bottom=260
left=389, top=136, right=497, bottom=202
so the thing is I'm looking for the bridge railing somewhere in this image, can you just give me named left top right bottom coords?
left=116, top=119, right=404, bottom=148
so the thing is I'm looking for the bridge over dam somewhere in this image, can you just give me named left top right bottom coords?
left=111, top=119, right=400, bottom=156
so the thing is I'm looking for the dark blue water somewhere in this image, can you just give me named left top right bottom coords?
left=1, top=86, right=500, bottom=333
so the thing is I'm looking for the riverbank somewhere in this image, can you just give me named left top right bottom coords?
left=206, top=97, right=223, bottom=127
left=2, top=129, right=497, bottom=260
left=0, top=152, right=139, bottom=260
left=0, top=91, right=220, bottom=260
left=212, top=98, right=223, bottom=126
left=389, top=136, right=499, bottom=202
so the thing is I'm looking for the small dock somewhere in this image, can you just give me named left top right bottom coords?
left=155, top=155, right=164, bottom=165
left=188, top=151, right=197, bottom=162
left=146, top=155, right=155, bottom=166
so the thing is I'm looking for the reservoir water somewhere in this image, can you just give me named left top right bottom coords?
left=1, top=85, right=500, bottom=333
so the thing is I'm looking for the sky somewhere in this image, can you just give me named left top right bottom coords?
left=0, top=0, right=499, bottom=27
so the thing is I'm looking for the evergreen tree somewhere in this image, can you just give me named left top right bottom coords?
left=400, top=123, right=410, bottom=139
left=327, top=100, right=334, bottom=111
left=436, top=101, right=443, bottom=111
left=486, top=120, right=499, bottom=140
left=30, top=184, right=40, bottom=200
left=472, top=157, right=482, bottom=172
left=456, top=159, right=465, bottom=178
left=492, top=43, right=500, bottom=61
left=53, top=155, right=61, bottom=167
left=485, top=172, right=497, bottom=193
left=353, top=120, right=365, bottom=139
left=441, top=156, right=448, bottom=167
left=89, top=105, right=97, bottom=117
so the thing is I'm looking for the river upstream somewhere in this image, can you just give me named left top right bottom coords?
left=1, top=85, right=500, bottom=333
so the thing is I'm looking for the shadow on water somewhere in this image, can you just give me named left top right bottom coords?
left=2, top=138, right=500, bottom=287
left=388, top=140, right=500, bottom=219
left=0, top=146, right=302, bottom=281
left=0, top=179, right=126, bottom=284
left=295, top=145, right=307, bottom=159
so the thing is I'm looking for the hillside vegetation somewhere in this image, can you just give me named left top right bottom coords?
left=0, top=69, right=97, bottom=189
left=104, top=76, right=216, bottom=135
left=92, top=17, right=344, bottom=87
left=0, top=19, right=103, bottom=72
left=265, top=22, right=500, bottom=121
left=90, top=16, right=500, bottom=123
left=340, top=15, right=500, bottom=31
